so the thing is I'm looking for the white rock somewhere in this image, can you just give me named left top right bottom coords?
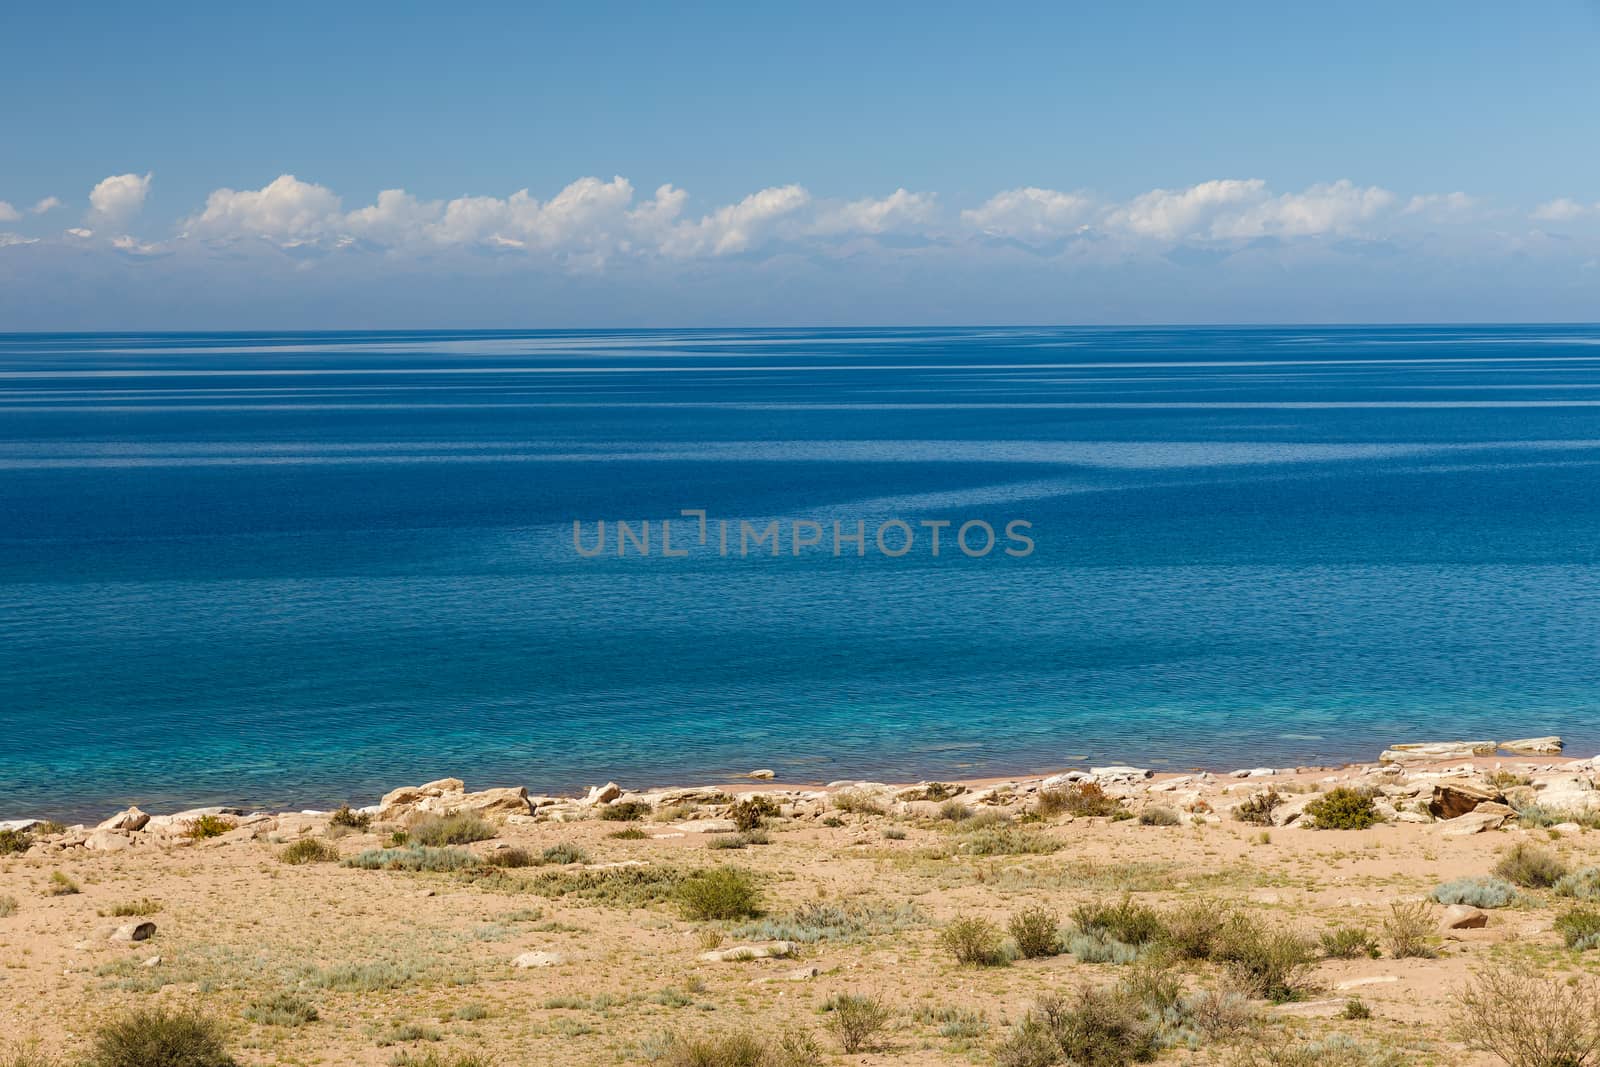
left=84, top=829, right=135, bottom=852
left=744, top=769, right=776, bottom=779
left=512, top=951, right=565, bottom=968
left=698, top=940, right=796, bottom=963
left=1500, top=736, right=1563, bottom=755
left=0, top=819, right=42, bottom=833
left=109, top=922, right=156, bottom=942
left=96, top=807, right=150, bottom=832
left=583, top=782, right=623, bottom=806
left=1380, top=742, right=1495, bottom=764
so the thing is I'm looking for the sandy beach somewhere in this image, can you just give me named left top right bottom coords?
left=3, top=740, right=1599, bottom=1066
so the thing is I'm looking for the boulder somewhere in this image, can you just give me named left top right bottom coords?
left=0, top=819, right=41, bottom=833
left=1428, top=779, right=1504, bottom=820
left=1380, top=741, right=1495, bottom=764
left=83, top=829, right=135, bottom=852
left=109, top=921, right=156, bottom=942
left=414, top=786, right=530, bottom=817
left=1500, top=736, right=1563, bottom=755
left=97, top=807, right=150, bottom=832
left=1441, top=905, right=1488, bottom=931
left=1439, top=801, right=1514, bottom=836
left=1531, top=777, right=1600, bottom=815
left=512, top=951, right=565, bottom=968
left=582, top=782, right=623, bottom=806
left=698, top=940, right=796, bottom=963
left=744, top=769, right=776, bottom=780
left=1090, top=766, right=1154, bottom=784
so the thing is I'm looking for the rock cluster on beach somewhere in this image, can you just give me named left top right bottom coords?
left=4, top=736, right=1596, bottom=854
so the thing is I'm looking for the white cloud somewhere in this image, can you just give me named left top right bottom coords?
left=1404, top=191, right=1475, bottom=215
left=813, top=188, right=937, bottom=235
left=1532, top=197, right=1596, bottom=222
left=32, top=196, right=62, bottom=215
left=0, top=201, right=18, bottom=222
left=184, top=174, right=341, bottom=241
left=962, top=187, right=1095, bottom=241
left=0, top=232, right=38, bottom=247
left=1103, top=179, right=1266, bottom=239
left=659, top=184, right=810, bottom=256
left=88, top=172, right=152, bottom=225
left=1214, top=180, right=1395, bottom=238
left=65, top=227, right=93, bottom=239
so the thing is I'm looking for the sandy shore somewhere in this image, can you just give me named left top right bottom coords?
left=2, top=739, right=1599, bottom=1066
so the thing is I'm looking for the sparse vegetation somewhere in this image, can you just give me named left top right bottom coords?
left=645, top=1029, right=819, bottom=1067
left=1037, top=782, right=1123, bottom=819
left=242, top=992, right=319, bottom=1027
left=0, top=829, right=32, bottom=855
left=1453, top=963, right=1600, bottom=1067
left=1072, top=897, right=1166, bottom=948
left=1009, top=905, right=1062, bottom=959
left=1494, top=842, right=1570, bottom=889
left=407, top=812, right=496, bottom=846
left=995, top=986, right=1159, bottom=1067
left=280, top=838, right=340, bottom=864
left=1432, top=876, right=1518, bottom=908
left=823, top=993, right=892, bottom=1054
left=956, top=826, right=1062, bottom=855
left=345, top=845, right=478, bottom=872
left=538, top=842, right=590, bottom=865
left=1214, top=915, right=1317, bottom=1002
left=47, top=871, right=79, bottom=896
left=1137, top=807, right=1181, bottom=826
left=1159, top=898, right=1229, bottom=960
left=1555, top=906, right=1600, bottom=951
left=0, top=895, right=17, bottom=918
left=1233, top=789, right=1284, bottom=826
left=609, top=826, right=649, bottom=840
left=1382, top=900, right=1437, bottom=959
left=1303, top=787, right=1381, bottom=830
left=88, top=1007, right=237, bottom=1067
left=106, top=898, right=162, bottom=917
left=483, top=846, right=534, bottom=868
left=730, top=796, right=781, bottom=831
left=329, top=804, right=372, bottom=830
left=184, top=814, right=237, bottom=840
left=831, top=790, right=886, bottom=816
left=599, top=800, right=653, bottom=822
left=1555, top=867, right=1600, bottom=902
left=942, top=916, right=1010, bottom=966
left=1321, top=925, right=1380, bottom=959
left=676, top=867, right=762, bottom=921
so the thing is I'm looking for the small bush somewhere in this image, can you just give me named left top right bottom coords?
left=1179, top=987, right=1259, bottom=1042
left=1038, top=782, right=1122, bottom=819
left=1214, top=915, right=1317, bottom=1002
left=483, top=847, right=534, bottom=868
left=391, top=1053, right=494, bottom=1067
left=280, top=839, right=339, bottom=865
left=999, top=987, right=1159, bottom=1067
left=1009, top=906, right=1061, bottom=959
left=599, top=800, right=653, bottom=822
left=648, top=1029, right=818, bottom=1067
left=1381, top=901, right=1437, bottom=960
left=831, top=790, right=886, bottom=816
left=329, top=804, right=372, bottom=830
left=106, top=898, right=162, bottom=917
left=1303, top=787, right=1381, bottom=830
left=345, top=846, right=478, bottom=872
left=0, top=895, right=17, bottom=917
left=1556, top=906, right=1600, bottom=951
left=1453, top=963, right=1600, bottom=1067
left=1494, top=842, right=1569, bottom=889
left=1137, top=807, right=1180, bottom=827
left=242, top=991, right=318, bottom=1026
left=957, top=827, right=1062, bottom=855
left=1556, top=867, right=1600, bottom=902
left=677, top=868, right=762, bottom=921
left=941, top=916, right=1009, bottom=966
left=823, top=993, right=892, bottom=1054
left=88, top=1007, right=236, bottom=1067
left=730, top=796, right=781, bottom=831
left=407, top=812, right=496, bottom=846
left=0, top=829, right=32, bottom=855
left=609, top=826, right=649, bottom=840
left=1159, top=899, right=1229, bottom=960
left=937, top=799, right=974, bottom=822
left=1233, top=789, right=1284, bottom=826
left=184, top=814, right=236, bottom=840
left=47, top=871, right=79, bottom=896
left=539, top=842, right=590, bottom=865
left=882, top=827, right=906, bottom=840
left=1072, top=897, right=1166, bottom=947
left=1321, top=925, right=1380, bottom=959
left=1341, top=996, right=1373, bottom=1020
left=1068, top=932, right=1144, bottom=965
left=1229, top=1032, right=1405, bottom=1067
left=1432, top=877, right=1518, bottom=908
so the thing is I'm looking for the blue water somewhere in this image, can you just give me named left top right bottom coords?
left=2, top=326, right=1599, bottom=819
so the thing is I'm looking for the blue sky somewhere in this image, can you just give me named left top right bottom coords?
left=3, top=2, right=1600, bottom=327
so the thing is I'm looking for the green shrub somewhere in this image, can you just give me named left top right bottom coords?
left=730, top=796, right=781, bottom=831
left=1137, top=807, right=1181, bottom=827
left=1494, top=842, right=1569, bottom=889
left=1452, top=963, right=1600, bottom=1067
left=1432, top=877, right=1518, bottom=908
left=1556, top=867, right=1600, bottom=902
left=483, top=847, right=534, bottom=868
left=732, top=900, right=922, bottom=945
left=280, top=839, right=339, bottom=865
left=937, top=799, right=974, bottom=822
left=47, top=871, right=79, bottom=896
left=609, top=826, right=649, bottom=840
left=539, top=842, right=590, bottom=865
left=88, top=1007, right=236, bottom=1067
left=956, top=827, right=1062, bottom=855
left=1159, top=899, right=1229, bottom=960
left=328, top=805, right=372, bottom=830
left=407, top=813, right=496, bottom=846
left=0, top=829, right=32, bottom=855
left=1009, top=906, right=1062, bottom=959
left=998, top=987, right=1159, bottom=1067
left=1067, top=932, right=1144, bottom=965
left=1303, top=787, right=1381, bottom=830
left=1233, top=789, right=1284, bottom=826
left=882, top=827, right=907, bottom=840
left=1214, top=915, right=1317, bottom=1003
left=1071, top=897, right=1166, bottom=947
left=242, top=992, right=318, bottom=1027
left=1320, top=925, right=1380, bottom=959
left=677, top=868, right=762, bottom=921
left=345, top=846, right=478, bottom=872
left=599, top=800, right=653, bottom=822
left=941, top=916, right=1009, bottom=966
left=184, top=814, right=236, bottom=840
left=831, top=790, right=885, bottom=816
left=1342, top=996, right=1373, bottom=1020
left=823, top=993, right=892, bottom=1054
left=1038, top=782, right=1122, bottom=819
left=106, top=898, right=162, bottom=917
left=1381, top=901, right=1437, bottom=960
left=1556, top=906, right=1600, bottom=951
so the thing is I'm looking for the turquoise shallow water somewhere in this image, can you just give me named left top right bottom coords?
left=1, top=326, right=1598, bottom=819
